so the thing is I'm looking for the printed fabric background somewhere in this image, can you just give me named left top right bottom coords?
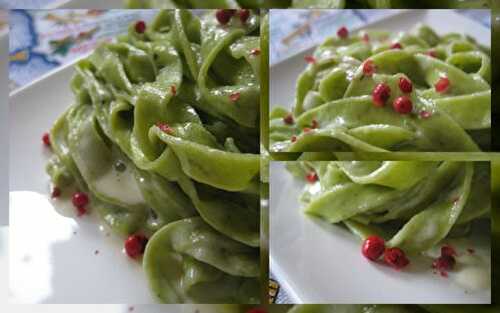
left=9, top=9, right=157, bottom=91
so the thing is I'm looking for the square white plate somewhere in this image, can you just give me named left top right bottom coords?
left=270, top=162, right=491, bottom=304
left=270, top=9, right=491, bottom=110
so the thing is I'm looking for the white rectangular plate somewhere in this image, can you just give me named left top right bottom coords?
left=270, top=162, right=491, bottom=304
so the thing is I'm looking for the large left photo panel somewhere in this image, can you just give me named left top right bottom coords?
left=8, top=8, right=264, bottom=304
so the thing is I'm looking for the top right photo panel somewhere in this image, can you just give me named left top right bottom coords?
left=268, top=8, right=494, bottom=152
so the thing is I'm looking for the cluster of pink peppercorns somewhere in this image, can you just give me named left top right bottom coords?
left=215, top=9, right=251, bottom=25
left=432, top=245, right=457, bottom=277
left=362, top=237, right=462, bottom=274
left=368, top=67, right=449, bottom=116
left=371, top=73, right=414, bottom=114
left=299, top=27, right=452, bottom=128
left=362, top=235, right=410, bottom=270
left=344, top=26, right=450, bottom=115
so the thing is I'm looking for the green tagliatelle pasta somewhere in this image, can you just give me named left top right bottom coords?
left=287, top=161, right=490, bottom=255
left=45, top=10, right=261, bottom=304
left=270, top=25, right=491, bottom=152
left=125, top=0, right=492, bottom=9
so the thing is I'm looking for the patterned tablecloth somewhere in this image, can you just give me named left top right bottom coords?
left=9, top=9, right=157, bottom=91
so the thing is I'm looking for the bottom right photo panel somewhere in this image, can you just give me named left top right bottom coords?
left=270, top=160, right=493, bottom=304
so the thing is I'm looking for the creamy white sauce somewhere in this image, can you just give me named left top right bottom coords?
left=93, top=165, right=145, bottom=206
left=453, top=241, right=491, bottom=292
left=454, top=266, right=490, bottom=291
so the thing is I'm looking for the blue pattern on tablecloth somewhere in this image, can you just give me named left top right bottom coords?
left=0, top=0, right=56, bottom=9
left=10, top=53, right=59, bottom=83
left=8, top=9, right=157, bottom=91
left=10, top=10, right=38, bottom=53
left=9, top=10, right=60, bottom=87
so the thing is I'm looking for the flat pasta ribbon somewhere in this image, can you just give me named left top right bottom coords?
left=288, top=161, right=490, bottom=254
